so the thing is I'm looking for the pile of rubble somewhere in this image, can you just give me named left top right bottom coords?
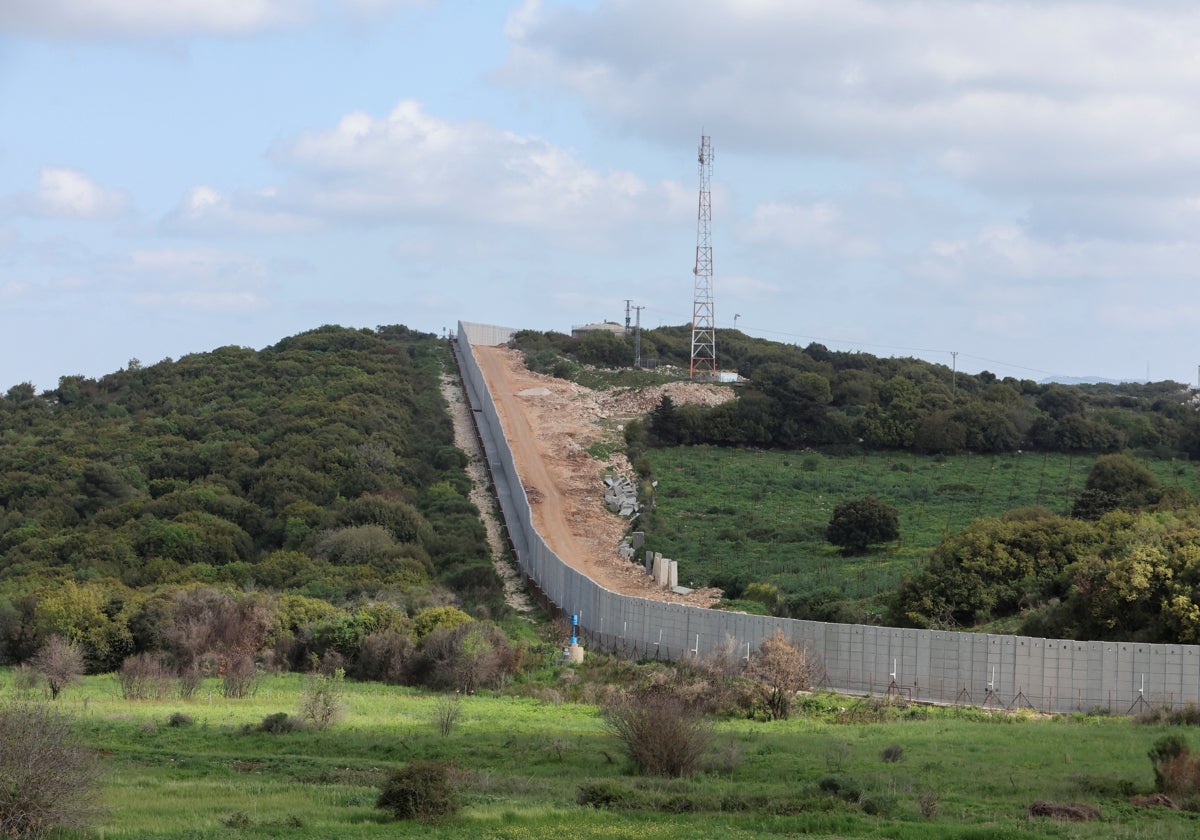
left=597, top=381, right=736, bottom=415
left=603, top=474, right=640, bottom=517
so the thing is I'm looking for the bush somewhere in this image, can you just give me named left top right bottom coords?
left=435, top=692, right=461, bottom=737
left=0, top=702, right=102, bottom=838
left=247, top=712, right=302, bottom=735
left=859, top=792, right=897, bottom=816
left=880, top=743, right=905, bottom=763
left=353, top=630, right=414, bottom=685
left=818, top=773, right=862, bottom=802
left=1151, top=734, right=1191, bottom=793
left=577, top=781, right=642, bottom=809
left=746, top=630, right=821, bottom=720
left=118, top=652, right=174, bottom=701
left=299, top=669, right=344, bottom=730
left=30, top=636, right=85, bottom=700
left=602, top=686, right=712, bottom=777
left=376, top=761, right=458, bottom=821
left=167, top=712, right=194, bottom=727
left=222, top=654, right=259, bottom=699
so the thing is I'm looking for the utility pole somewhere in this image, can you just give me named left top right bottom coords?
left=633, top=305, right=645, bottom=368
left=624, top=299, right=632, bottom=332
left=690, top=134, right=716, bottom=380
left=951, top=351, right=958, bottom=393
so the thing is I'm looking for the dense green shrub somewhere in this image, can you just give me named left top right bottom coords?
left=247, top=712, right=302, bottom=735
left=376, top=761, right=458, bottom=821
left=825, top=495, right=900, bottom=554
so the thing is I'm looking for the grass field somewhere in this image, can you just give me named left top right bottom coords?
left=15, top=670, right=1200, bottom=838
left=640, top=448, right=1200, bottom=617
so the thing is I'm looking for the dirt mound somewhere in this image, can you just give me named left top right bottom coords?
left=473, top=344, right=720, bottom=608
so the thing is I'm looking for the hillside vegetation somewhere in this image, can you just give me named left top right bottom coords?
left=516, top=327, right=1200, bottom=644
left=0, top=325, right=514, bottom=685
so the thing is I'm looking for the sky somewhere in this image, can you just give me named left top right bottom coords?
left=5, top=0, right=1200, bottom=392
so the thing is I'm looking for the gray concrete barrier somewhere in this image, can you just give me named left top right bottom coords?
left=456, top=320, right=1200, bottom=714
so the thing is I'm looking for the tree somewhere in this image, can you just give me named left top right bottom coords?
left=30, top=636, right=85, bottom=700
left=1084, top=453, right=1161, bottom=509
left=0, top=702, right=101, bottom=838
left=826, top=495, right=900, bottom=554
left=745, top=630, right=821, bottom=720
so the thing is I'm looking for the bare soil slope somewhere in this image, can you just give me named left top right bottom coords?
left=473, top=344, right=728, bottom=606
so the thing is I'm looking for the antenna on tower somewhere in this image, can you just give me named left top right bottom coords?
left=690, top=134, right=716, bottom=380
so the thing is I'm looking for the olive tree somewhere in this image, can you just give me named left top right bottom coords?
left=826, top=495, right=900, bottom=554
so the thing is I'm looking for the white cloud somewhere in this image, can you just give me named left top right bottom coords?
left=504, top=1, right=1200, bottom=206
left=17, top=167, right=128, bottom=220
left=165, top=185, right=313, bottom=236
left=739, top=200, right=878, bottom=258
left=0, top=0, right=309, bottom=38
left=278, top=99, right=655, bottom=231
left=173, top=100, right=682, bottom=247
left=126, top=248, right=268, bottom=313
left=0, top=281, right=28, bottom=302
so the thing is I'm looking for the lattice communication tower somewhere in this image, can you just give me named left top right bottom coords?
left=690, top=135, right=716, bottom=380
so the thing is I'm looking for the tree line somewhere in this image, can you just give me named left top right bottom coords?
left=0, top=325, right=519, bottom=688
left=511, top=328, right=1200, bottom=643
left=514, top=326, right=1200, bottom=457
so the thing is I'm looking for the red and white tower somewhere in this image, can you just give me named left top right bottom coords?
left=690, top=135, right=716, bottom=380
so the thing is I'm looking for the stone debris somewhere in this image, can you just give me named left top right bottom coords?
left=603, top=474, right=641, bottom=516
left=597, top=381, right=736, bottom=415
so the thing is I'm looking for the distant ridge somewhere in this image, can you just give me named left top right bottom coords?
left=1038, top=375, right=1140, bottom=386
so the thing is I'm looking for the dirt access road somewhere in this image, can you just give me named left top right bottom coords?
left=472, top=343, right=725, bottom=606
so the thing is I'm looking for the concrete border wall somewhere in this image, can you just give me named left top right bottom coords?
left=456, top=321, right=1200, bottom=714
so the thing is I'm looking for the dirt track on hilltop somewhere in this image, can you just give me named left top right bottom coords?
left=472, top=343, right=724, bottom=606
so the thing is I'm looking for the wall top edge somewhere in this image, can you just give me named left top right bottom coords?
left=458, top=321, right=520, bottom=346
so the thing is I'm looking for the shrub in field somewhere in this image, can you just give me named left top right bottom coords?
left=1149, top=734, right=1200, bottom=804
left=118, top=652, right=173, bottom=701
left=222, top=654, right=259, bottom=699
left=577, top=781, right=643, bottom=809
left=0, top=702, right=101, bottom=838
left=416, top=622, right=521, bottom=693
left=880, top=743, right=904, bottom=763
left=601, top=686, right=712, bottom=777
left=746, top=630, right=821, bottom=720
left=825, top=495, right=900, bottom=554
left=376, top=761, right=458, bottom=821
left=247, top=712, right=302, bottom=735
left=818, top=773, right=862, bottom=802
left=353, top=630, right=414, bottom=684
left=30, top=635, right=85, bottom=700
left=435, top=692, right=461, bottom=737
left=1150, top=734, right=1190, bottom=793
left=299, top=668, right=345, bottom=730
left=167, top=712, right=194, bottom=727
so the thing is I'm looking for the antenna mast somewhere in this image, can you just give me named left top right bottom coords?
left=690, top=135, right=716, bottom=380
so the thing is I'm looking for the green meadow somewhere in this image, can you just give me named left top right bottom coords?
left=640, top=448, right=1200, bottom=616
left=15, top=669, right=1200, bottom=838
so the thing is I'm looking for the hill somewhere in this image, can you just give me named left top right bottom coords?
left=0, top=324, right=508, bottom=676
